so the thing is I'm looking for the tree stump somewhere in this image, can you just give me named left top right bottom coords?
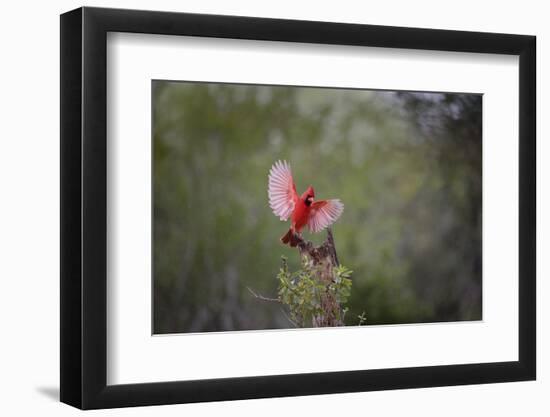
left=294, top=228, right=343, bottom=327
left=248, top=228, right=350, bottom=328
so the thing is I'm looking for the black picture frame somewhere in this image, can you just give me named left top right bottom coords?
left=60, top=6, right=536, bottom=410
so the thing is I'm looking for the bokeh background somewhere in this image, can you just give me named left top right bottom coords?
left=153, top=80, right=482, bottom=334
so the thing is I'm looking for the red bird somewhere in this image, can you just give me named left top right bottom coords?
left=268, top=160, right=344, bottom=247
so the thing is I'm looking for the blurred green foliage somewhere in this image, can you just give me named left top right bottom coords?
left=153, top=81, right=482, bottom=334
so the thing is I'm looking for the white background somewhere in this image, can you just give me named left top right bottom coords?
left=108, top=34, right=519, bottom=384
left=0, top=0, right=546, bottom=416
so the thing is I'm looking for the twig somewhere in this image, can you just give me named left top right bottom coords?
left=246, top=288, right=299, bottom=327
left=246, top=287, right=280, bottom=303
left=327, top=228, right=340, bottom=266
left=279, top=307, right=299, bottom=328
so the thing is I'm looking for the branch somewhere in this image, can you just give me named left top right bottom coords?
left=246, top=288, right=298, bottom=327
left=246, top=287, right=280, bottom=303
left=279, top=307, right=299, bottom=328
left=327, top=228, right=340, bottom=266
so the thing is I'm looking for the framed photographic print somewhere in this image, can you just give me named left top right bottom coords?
left=60, top=6, right=536, bottom=409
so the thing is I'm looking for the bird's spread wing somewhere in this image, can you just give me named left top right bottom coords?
left=268, top=160, right=298, bottom=221
left=307, top=199, right=344, bottom=233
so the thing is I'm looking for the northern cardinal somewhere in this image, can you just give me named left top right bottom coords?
left=268, top=160, right=344, bottom=247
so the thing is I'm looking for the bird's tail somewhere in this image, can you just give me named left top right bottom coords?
left=281, top=229, right=300, bottom=247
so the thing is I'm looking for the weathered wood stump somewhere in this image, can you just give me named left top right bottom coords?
left=248, top=228, right=347, bottom=328
left=294, top=228, right=343, bottom=327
